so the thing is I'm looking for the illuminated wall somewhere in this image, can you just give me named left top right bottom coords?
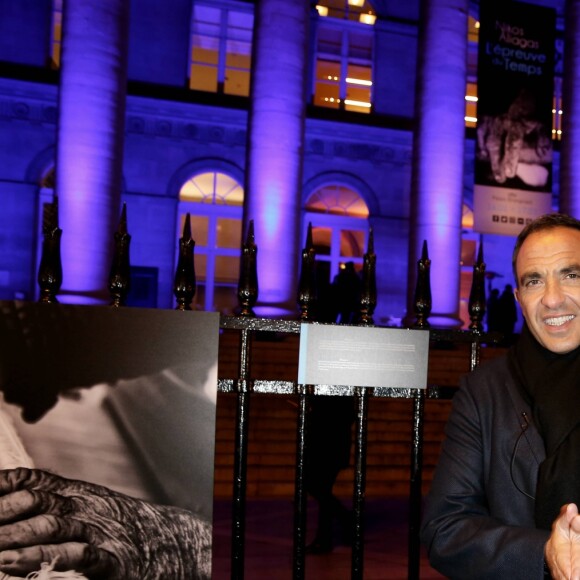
left=243, top=0, right=310, bottom=317
left=56, top=0, right=129, bottom=303
left=407, top=0, right=469, bottom=327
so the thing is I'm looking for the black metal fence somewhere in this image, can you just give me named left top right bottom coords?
left=37, top=200, right=499, bottom=579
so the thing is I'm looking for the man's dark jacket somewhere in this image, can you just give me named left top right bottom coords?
left=421, top=355, right=550, bottom=579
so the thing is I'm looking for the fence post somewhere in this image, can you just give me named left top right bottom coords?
left=173, top=212, right=196, bottom=311
left=297, top=223, right=317, bottom=321
left=108, top=203, right=131, bottom=307
left=237, top=220, right=258, bottom=317
left=358, top=228, right=376, bottom=326
left=351, top=386, right=369, bottom=580
left=37, top=195, right=63, bottom=304
left=408, top=388, right=425, bottom=580
left=413, top=240, right=432, bottom=329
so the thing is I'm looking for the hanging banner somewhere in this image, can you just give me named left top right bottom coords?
left=473, top=1, right=555, bottom=236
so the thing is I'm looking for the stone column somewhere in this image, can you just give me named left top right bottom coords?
left=243, top=0, right=310, bottom=317
left=559, top=0, right=580, bottom=215
left=56, top=0, right=130, bottom=303
left=406, top=0, right=469, bottom=327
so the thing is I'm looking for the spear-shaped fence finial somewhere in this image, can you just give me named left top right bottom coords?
left=297, top=222, right=317, bottom=321
left=237, top=220, right=259, bottom=317
left=413, top=240, right=432, bottom=328
left=108, top=202, right=132, bottom=307
left=37, top=194, right=63, bottom=304
left=468, top=241, right=486, bottom=331
left=173, top=213, right=196, bottom=311
left=357, top=227, right=376, bottom=326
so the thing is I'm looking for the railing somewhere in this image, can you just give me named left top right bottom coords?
left=36, top=198, right=500, bottom=579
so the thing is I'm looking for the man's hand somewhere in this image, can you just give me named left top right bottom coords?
left=0, top=468, right=211, bottom=579
left=545, top=503, right=580, bottom=580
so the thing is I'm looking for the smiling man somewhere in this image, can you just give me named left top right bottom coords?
left=421, top=213, right=580, bottom=580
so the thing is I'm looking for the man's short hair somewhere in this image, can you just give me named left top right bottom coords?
left=512, top=213, right=580, bottom=285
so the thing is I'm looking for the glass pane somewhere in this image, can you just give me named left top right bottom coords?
left=465, top=81, right=478, bottom=128
left=53, top=12, right=62, bottom=42
left=189, top=64, right=218, bottom=92
left=345, top=86, right=371, bottom=103
left=316, top=59, right=341, bottom=84
left=192, top=36, right=219, bottom=65
left=348, top=31, right=373, bottom=59
left=189, top=215, right=209, bottom=246
left=312, top=226, right=332, bottom=255
left=465, top=101, right=477, bottom=122
left=227, top=27, right=253, bottom=46
left=193, top=5, right=221, bottom=27
left=340, top=229, right=365, bottom=258
left=213, top=285, right=239, bottom=315
left=181, top=173, right=212, bottom=202
left=194, top=253, right=207, bottom=282
left=306, top=185, right=369, bottom=217
left=192, top=283, right=206, bottom=310
left=347, top=63, right=371, bottom=85
left=227, top=10, right=254, bottom=33
left=344, top=101, right=370, bottom=113
left=315, top=60, right=341, bottom=108
left=460, top=239, right=476, bottom=267
left=217, top=218, right=242, bottom=248
left=181, top=172, right=244, bottom=206
left=224, top=68, right=250, bottom=96
left=314, top=83, right=340, bottom=108
left=317, top=26, right=342, bottom=56
left=215, top=174, right=244, bottom=206
left=51, top=44, right=61, bottom=69
left=215, top=256, right=240, bottom=284
left=225, top=44, right=251, bottom=69
left=468, top=15, right=479, bottom=44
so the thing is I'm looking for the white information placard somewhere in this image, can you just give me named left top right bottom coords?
left=298, top=324, right=429, bottom=389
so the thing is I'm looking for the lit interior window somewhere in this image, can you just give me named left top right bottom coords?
left=314, top=21, right=373, bottom=113
left=306, top=184, right=369, bottom=218
left=50, top=0, right=63, bottom=69
left=316, top=0, right=375, bottom=23
left=189, top=4, right=253, bottom=96
left=178, top=171, right=244, bottom=313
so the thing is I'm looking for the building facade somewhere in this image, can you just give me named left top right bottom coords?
left=0, top=0, right=569, bottom=327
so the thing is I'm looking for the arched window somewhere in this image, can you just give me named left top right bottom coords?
left=304, top=183, right=369, bottom=305
left=178, top=171, right=244, bottom=313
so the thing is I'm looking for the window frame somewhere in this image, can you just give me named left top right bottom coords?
left=313, top=17, right=374, bottom=113
left=188, top=0, right=254, bottom=96
left=177, top=170, right=244, bottom=313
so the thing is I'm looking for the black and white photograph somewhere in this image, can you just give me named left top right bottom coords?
left=0, top=301, right=220, bottom=579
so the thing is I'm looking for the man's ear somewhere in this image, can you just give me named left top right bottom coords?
left=514, top=286, right=520, bottom=304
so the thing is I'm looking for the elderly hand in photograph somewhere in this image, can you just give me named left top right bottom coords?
left=0, top=468, right=211, bottom=580
left=476, top=88, right=552, bottom=187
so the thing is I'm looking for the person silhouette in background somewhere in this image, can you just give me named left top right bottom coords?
left=486, top=287, right=501, bottom=333
left=304, top=395, right=355, bottom=554
left=332, top=262, right=362, bottom=324
left=498, top=283, right=518, bottom=345
left=305, top=262, right=358, bottom=554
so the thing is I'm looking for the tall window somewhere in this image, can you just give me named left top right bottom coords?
left=313, top=18, right=374, bottom=113
left=50, top=0, right=63, bottom=69
left=189, top=2, right=253, bottom=96
left=304, top=184, right=369, bottom=295
left=315, top=0, right=376, bottom=24
left=178, top=171, right=244, bottom=313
